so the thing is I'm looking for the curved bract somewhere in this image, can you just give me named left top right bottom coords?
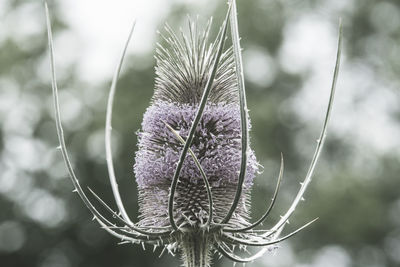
left=45, top=0, right=342, bottom=266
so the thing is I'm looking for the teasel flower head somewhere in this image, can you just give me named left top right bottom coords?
left=45, top=0, right=342, bottom=266
left=134, top=18, right=259, bottom=226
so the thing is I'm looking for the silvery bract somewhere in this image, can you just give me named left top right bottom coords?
left=45, top=0, right=342, bottom=266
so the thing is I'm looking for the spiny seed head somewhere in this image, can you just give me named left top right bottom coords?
left=134, top=19, right=260, bottom=229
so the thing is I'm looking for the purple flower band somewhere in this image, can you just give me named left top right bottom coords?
left=134, top=100, right=259, bottom=188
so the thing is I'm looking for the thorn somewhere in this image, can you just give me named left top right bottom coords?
left=72, top=189, right=78, bottom=193
left=142, top=242, right=146, bottom=251
left=159, top=247, right=166, bottom=258
left=153, top=245, right=158, bottom=252
left=56, top=145, right=61, bottom=150
left=92, top=216, right=97, bottom=221
left=301, top=197, right=305, bottom=201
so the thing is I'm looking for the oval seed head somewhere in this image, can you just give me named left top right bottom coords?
left=134, top=19, right=259, bottom=230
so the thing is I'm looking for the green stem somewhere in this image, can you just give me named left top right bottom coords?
left=181, top=233, right=211, bottom=267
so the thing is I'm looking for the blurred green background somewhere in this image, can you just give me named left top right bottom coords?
left=1, top=0, right=400, bottom=266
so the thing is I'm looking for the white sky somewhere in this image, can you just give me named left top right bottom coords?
left=56, top=0, right=219, bottom=84
left=60, top=0, right=171, bottom=83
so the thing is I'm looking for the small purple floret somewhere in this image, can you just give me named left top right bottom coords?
left=134, top=101, right=259, bottom=189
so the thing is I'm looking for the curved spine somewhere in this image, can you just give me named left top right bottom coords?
left=221, top=0, right=249, bottom=224
left=264, top=18, right=343, bottom=236
left=164, top=122, right=214, bottom=228
left=222, top=218, right=318, bottom=247
left=225, top=153, right=284, bottom=232
left=105, top=17, right=136, bottom=226
left=168, top=3, right=232, bottom=231
left=45, top=2, right=171, bottom=240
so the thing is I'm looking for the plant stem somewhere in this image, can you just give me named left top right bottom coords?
left=181, top=233, right=211, bottom=267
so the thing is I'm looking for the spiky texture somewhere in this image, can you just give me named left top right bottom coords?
left=134, top=19, right=259, bottom=266
left=153, top=19, right=238, bottom=105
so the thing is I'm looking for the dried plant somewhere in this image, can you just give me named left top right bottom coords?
left=45, top=0, right=342, bottom=266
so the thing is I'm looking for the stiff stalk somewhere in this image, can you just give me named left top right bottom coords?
left=181, top=233, right=212, bottom=267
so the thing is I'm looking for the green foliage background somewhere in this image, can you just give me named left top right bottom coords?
left=1, top=0, right=399, bottom=266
